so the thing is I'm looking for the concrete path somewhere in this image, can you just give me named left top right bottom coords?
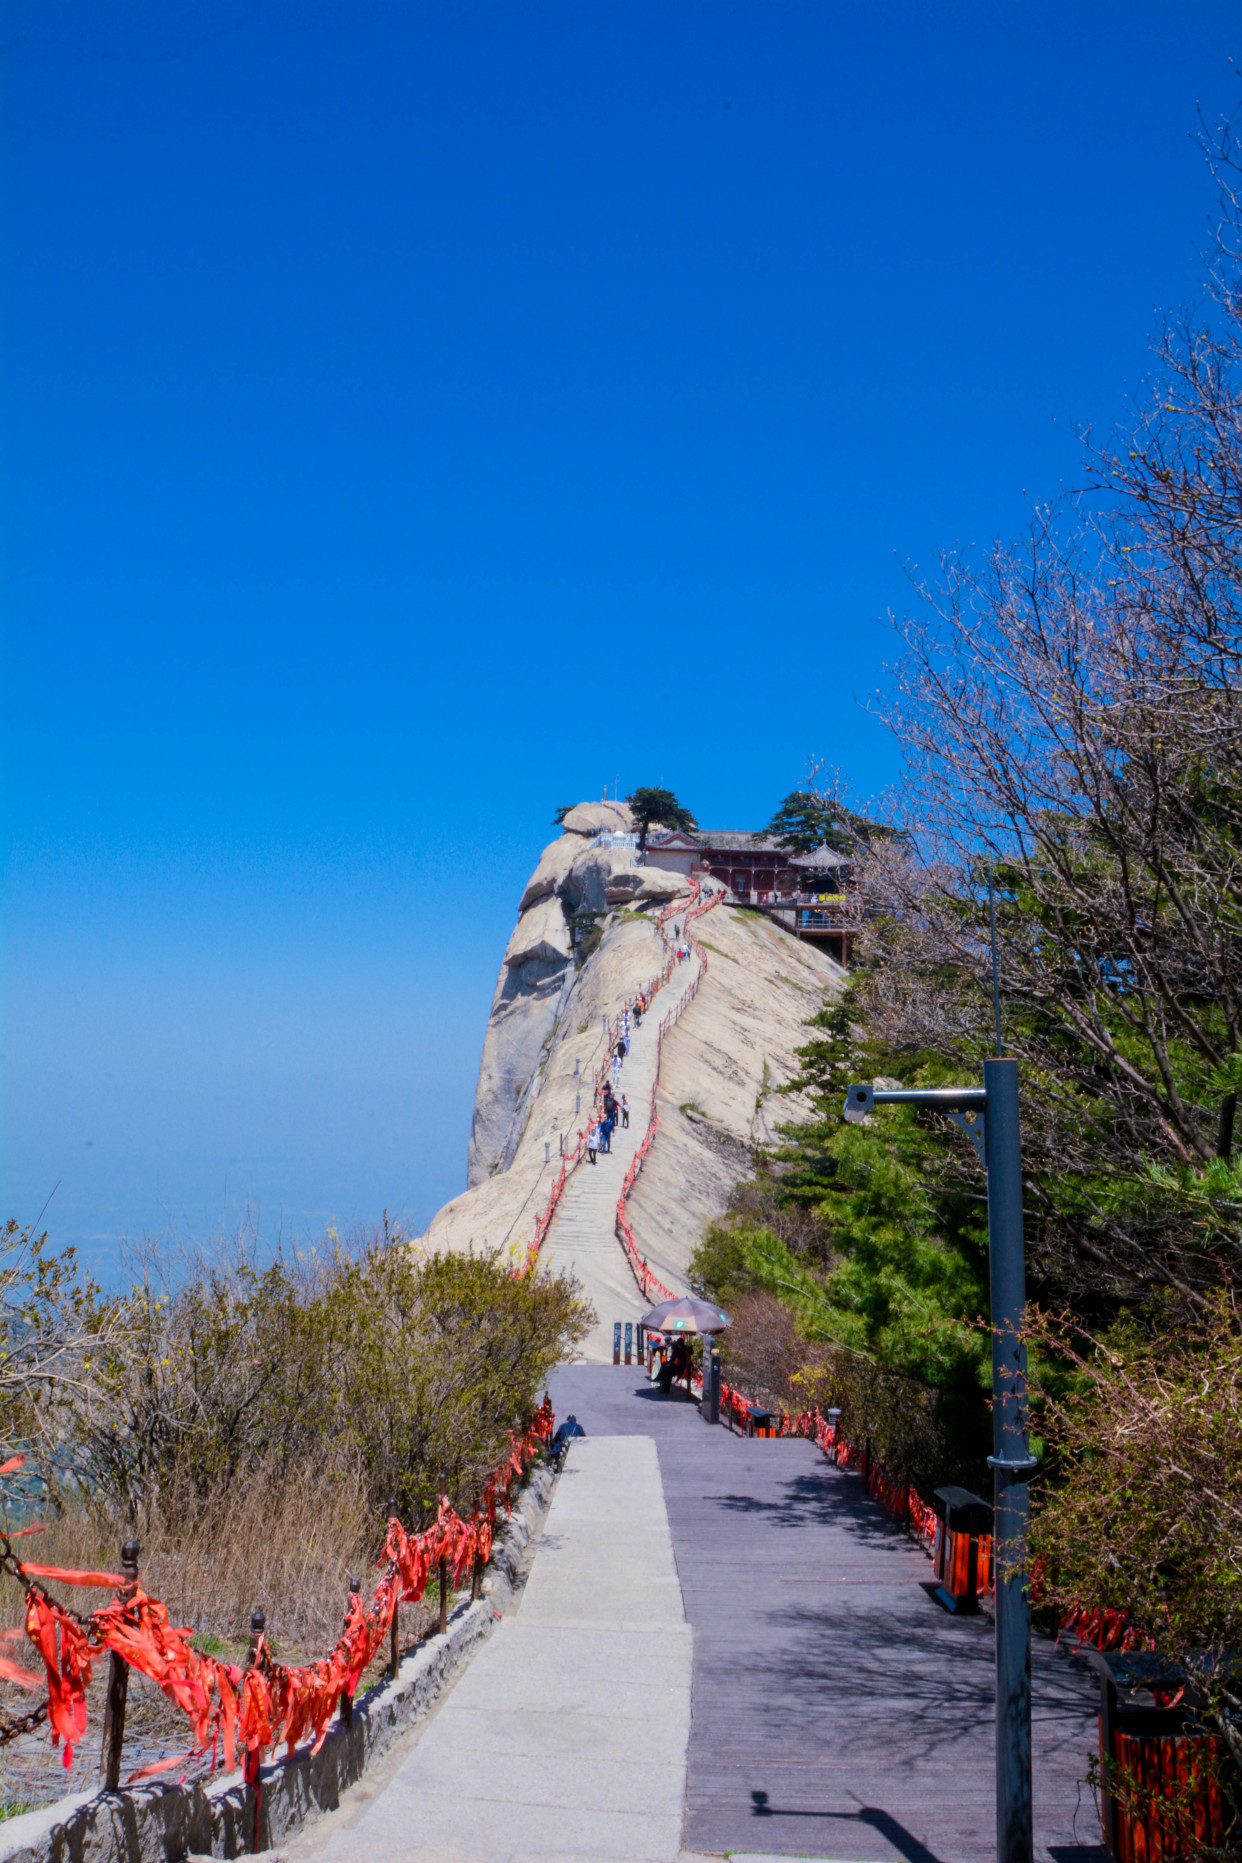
left=540, top=935, right=701, bottom=1363
left=288, top=1435, right=693, bottom=1863
left=550, top=1365, right=1109, bottom=1863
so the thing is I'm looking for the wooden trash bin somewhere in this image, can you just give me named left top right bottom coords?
left=930, top=1486, right=993, bottom=1615
left=1086, top=1650, right=1228, bottom=1862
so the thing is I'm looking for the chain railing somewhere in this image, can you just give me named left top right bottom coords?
left=0, top=1405, right=556, bottom=1820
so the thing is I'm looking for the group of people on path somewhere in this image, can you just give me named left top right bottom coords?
left=586, top=1075, right=629, bottom=1165
left=586, top=1006, right=640, bottom=1163
left=582, top=939, right=693, bottom=1165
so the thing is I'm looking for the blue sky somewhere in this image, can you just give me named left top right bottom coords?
left=3, top=0, right=1239, bottom=1269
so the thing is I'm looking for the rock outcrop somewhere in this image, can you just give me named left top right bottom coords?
left=622, top=903, right=842, bottom=1293
left=432, top=803, right=844, bottom=1315
left=465, top=808, right=680, bottom=1188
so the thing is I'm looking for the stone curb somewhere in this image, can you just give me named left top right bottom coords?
left=0, top=1459, right=559, bottom=1863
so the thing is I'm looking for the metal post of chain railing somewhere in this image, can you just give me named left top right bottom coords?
left=438, top=1475, right=449, bottom=1634
left=339, top=1577, right=360, bottom=1726
left=100, top=1536, right=140, bottom=1792
left=388, top=1498, right=401, bottom=1680
left=245, top=1607, right=266, bottom=1853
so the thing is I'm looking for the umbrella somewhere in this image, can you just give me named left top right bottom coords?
left=640, top=1295, right=730, bottom=1334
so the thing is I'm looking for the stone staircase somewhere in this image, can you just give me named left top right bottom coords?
left=538, top=942, right=701, bottom=1361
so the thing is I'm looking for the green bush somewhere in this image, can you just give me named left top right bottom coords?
left=16, top=1228, right=591, bottom=1527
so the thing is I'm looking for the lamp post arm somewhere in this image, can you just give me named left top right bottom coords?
left=843, top=1081, right=987, bottom=1118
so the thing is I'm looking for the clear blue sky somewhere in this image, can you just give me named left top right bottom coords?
left=3, top=0, right=1238, bottom=1270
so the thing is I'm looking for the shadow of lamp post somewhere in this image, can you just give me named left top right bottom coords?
left=844, top=1058, right=1036, bottom=1863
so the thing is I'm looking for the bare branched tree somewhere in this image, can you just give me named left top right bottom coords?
left=848, top=111, right=1242, bottom=1309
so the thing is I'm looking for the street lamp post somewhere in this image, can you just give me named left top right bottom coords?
left=844, top=1057, right=1034, bottom=1863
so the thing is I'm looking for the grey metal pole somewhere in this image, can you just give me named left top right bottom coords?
left=983, top=1056, right=1032, bottom=1863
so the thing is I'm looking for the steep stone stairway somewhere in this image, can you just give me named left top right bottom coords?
left=538, top=933, right=702, bottom=1361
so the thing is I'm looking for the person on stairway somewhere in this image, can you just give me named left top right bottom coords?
left=550, top=1415, right=585, bottom=1461
left=587, top=1123, right=599, bottom=1164
left=657, top=1336, right=690, bottom=1396
left=620, top=1093, right=629, bottom=1129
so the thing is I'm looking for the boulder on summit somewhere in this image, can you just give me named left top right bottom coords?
left=558, top=800, right=633, bottom=836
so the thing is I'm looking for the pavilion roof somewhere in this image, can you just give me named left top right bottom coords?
left=690, top=831, right=849, bottom=867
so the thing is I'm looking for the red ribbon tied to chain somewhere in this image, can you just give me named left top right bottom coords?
left=7, top=1402, right=555, bottom=1777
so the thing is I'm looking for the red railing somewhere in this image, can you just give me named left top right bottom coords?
left=513, top=886, right=707, bottom=1281
left=614, top=882, right=723, bottom=1301
left=0, top=1403, right=557, bottom=1801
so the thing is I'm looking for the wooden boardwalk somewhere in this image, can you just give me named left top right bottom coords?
left=548, top=1364, right=1108, bottom=1863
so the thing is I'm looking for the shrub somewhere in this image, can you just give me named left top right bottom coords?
left=1029, top=1295, right=1242, bottom=1814
left=72, top=1234, right=592, bottom=1526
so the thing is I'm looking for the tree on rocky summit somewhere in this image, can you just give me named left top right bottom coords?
left=625, top=787, right=697, bottom=853
left=761, top=787, right=891, bottom=856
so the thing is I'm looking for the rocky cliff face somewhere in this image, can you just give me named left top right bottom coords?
left=465, top=803, right=686, bottom=1187
left=622, top=902, right=843, bottom=1291
left=421, top=803, right=844, bottom=1297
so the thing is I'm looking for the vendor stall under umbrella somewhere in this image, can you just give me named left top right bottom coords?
left=641, top=1297, right=729, bottom=1396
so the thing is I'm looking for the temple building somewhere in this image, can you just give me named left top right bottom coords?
left=644, top=829, right=860, bottom=963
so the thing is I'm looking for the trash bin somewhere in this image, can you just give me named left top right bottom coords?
left=930, top=1487, right=993, bottom=1615
left=746, top=1406, right=777, bottom=1438
left=1085, top=1650, right=1227, bottom=1862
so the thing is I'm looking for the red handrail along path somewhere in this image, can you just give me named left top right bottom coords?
left=614, top=882, right=723, bottom=1303
left=0, top=1405, right=556, bottom=1786
left=518, top=878, right=721, bottom=1282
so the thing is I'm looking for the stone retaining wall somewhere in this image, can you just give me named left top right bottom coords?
left=0, top=1460, right=558, bottom=1863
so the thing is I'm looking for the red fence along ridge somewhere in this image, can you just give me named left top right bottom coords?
left=0, top=1403, right=556, bottom=1785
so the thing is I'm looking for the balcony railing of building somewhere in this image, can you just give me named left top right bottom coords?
left=724, top=888, right=866, bottom=927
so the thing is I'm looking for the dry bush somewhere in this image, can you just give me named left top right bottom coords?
left=719, top=1291, right=809, bottom=1407
left=790, top=1347, right=970, bottom=1495
left=0, top=1454, right=443, bottom=1810
left=0, top=1231, right=589, bottom=1811
left=1030, top=1296, right=1242, bottom=1808
left=0, top=1454, right=377, bottom=1678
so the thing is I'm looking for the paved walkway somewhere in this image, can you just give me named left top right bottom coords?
left=540, top=937, right=701, bottom=1362
left=549, top=1366, right=1109, bottom=1863
left=287, top=1370, right=1106, bottom=1862
left=290, top=1435, right=693, bottom=1863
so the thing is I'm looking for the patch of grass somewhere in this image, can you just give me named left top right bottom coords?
left=696, top=939, right=735, bottom=962
left=679, top=1101, right=706, bottom=1118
